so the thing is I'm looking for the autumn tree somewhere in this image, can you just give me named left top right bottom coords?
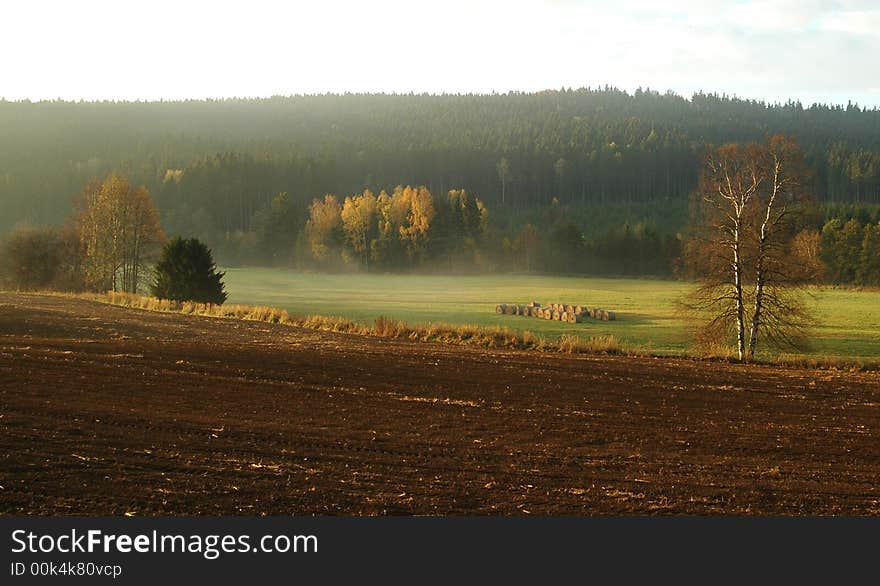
left=397, top=185, right=435, bottom=265
left=371, top=189, right=403, bottom=269
left=686, top=135, right=815, bottom=361
left=76, top=175, right=165, bottom=293
left=305, top=195, right=343, bottom=266
left=340, top=189, right=378, bottom=269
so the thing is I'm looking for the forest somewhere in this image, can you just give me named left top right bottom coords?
left=1, top=88, right=879, bottom=280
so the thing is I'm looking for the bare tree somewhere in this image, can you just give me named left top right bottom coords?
left=685, top=135, right=815, bottom=361
left=745, top=135, right=812, bottom=359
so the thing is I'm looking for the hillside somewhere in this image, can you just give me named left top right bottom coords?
left=3, top=89, right=880, bottom=242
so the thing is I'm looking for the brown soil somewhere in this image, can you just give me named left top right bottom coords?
left=1, top=292, right=878, bottom=515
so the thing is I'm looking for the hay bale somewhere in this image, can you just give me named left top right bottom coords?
left=561, top=311, right=569, bottom=322
left=605, top=310, right=617, bottom=321
left=544, top=309, right=553, bottom=320
left=518, top=304, right=527, bottom=316
left=553, top=310, right=561, bottom=321
left=573, top=312, right=583, bottom=323
left=575, top=305, right=585, bottom=315
left=496, top=304, right=506, bottom=314
left=565, top=304, right=574, bottom=314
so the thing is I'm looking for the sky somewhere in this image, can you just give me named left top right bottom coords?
left=2, top=0, right=879, bottom=107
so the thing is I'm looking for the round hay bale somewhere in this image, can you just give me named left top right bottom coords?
left=575, top=305, right=585, bottom=315
left=561, top=311, right=569, bottom=322
left=573, top=312, right=583, bottom=323
left=565, top=304, right=574, bottom=314
left=544, top=309, right=553, bottom=320
left=518, top=304, right=527, bottom=316
left=553, top=310, right=561, bottom=321
left=605, top=310, right=617, bottom=321
left=496, top=304, right=506, bottom=314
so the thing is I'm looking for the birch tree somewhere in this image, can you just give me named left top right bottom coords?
left=340, top=189, right=378, bottom=269
left=686, top=135, right=814, bottom=361
left=76, top=175, right=164, bottom=293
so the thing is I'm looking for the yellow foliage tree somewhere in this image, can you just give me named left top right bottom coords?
left=397, top=185, right=435, bottom=263
left=341, top=189, right=378, bottom=268
left=305, top=194, right=343, bottom=264
left=76, top=175, right=165, bottom=293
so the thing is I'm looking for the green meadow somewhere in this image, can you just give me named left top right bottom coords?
left=222, top=268, right=880, bottom=361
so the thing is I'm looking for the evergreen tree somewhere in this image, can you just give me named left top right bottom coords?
left=151, top=237, right=227, bottom=304
left=857, top=223, right=880, bottom=285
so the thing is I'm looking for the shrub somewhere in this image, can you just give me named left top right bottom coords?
left=1, top=226, right=83, bottom=291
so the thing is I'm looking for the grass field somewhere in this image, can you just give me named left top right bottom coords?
left=222, top=269, right=880, bottom=361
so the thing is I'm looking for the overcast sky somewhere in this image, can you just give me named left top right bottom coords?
left=2, top=0, right=879, bottom=107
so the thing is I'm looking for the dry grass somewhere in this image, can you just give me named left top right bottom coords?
left=772, top=352, right=871, bottom=372
left=557, top=334, right=624, bottom=355
left=78, top=291, right=637, bottom=357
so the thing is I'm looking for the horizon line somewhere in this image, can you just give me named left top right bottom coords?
left=1, top=87, right=878, bottom=111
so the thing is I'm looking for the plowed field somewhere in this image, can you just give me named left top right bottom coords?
left=1, top=293, right=878, bottom=514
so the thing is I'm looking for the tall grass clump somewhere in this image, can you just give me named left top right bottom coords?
left=557, top=334, right=623, bottom=355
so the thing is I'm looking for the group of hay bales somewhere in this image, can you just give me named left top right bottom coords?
left=495, top=301, right=617, bottom=323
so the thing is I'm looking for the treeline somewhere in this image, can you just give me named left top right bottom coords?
left=2, top=174, right=876, bottom=285
left=820, top=218, right=880, bottom=286
left=234, top=184, right=683, bottom=276
left=3, top=89, right=880, bottom=244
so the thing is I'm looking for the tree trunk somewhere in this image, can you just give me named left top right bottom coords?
left=732, top=225, right=746, bottom=361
